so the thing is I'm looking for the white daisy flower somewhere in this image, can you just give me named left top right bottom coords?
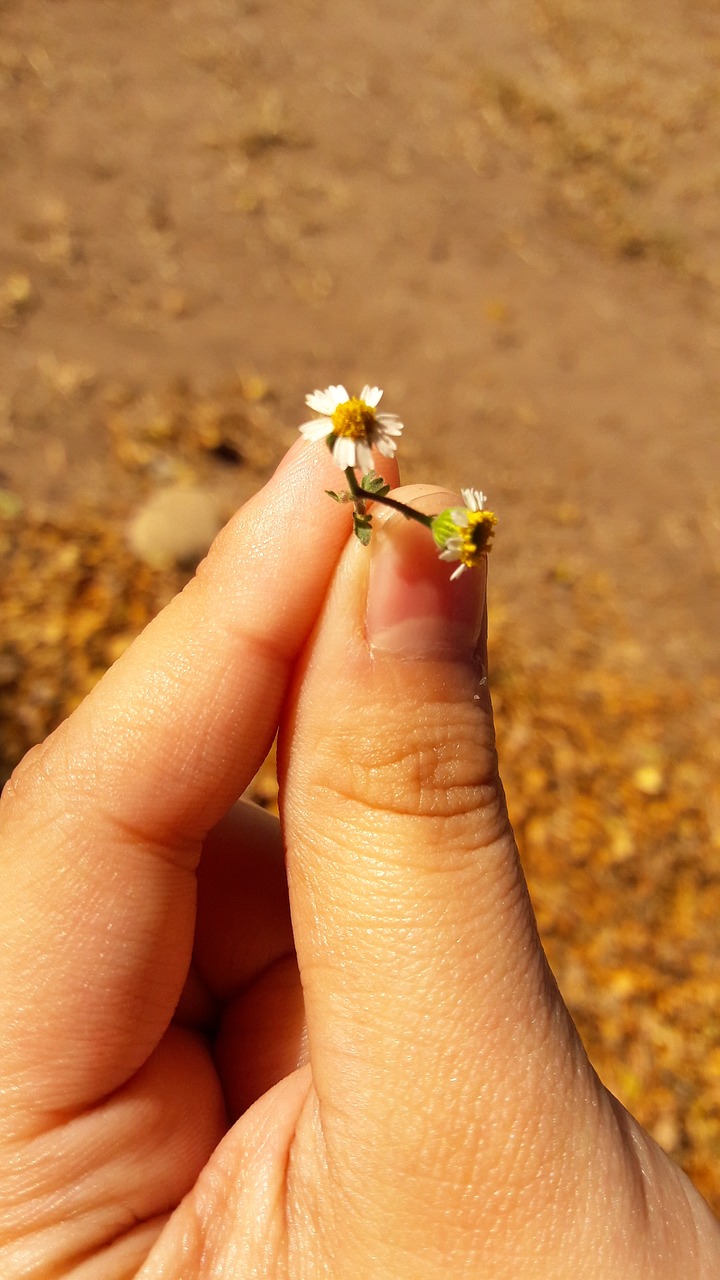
left=298, top=383, right=404, bottom=473
left=431, top=489, right=498, bottom=580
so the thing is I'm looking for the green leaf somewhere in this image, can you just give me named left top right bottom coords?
left=360, top=471, right=390, bottom=497
left=353, top=511, right=373, bottom=545
left=325, top=489, right=352, bottom=503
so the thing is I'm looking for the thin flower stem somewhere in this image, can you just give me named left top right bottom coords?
left=344, top=469, right=434, bottom=528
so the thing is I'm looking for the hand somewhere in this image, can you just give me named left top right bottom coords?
left=0, top=441, right=717, bottom=1279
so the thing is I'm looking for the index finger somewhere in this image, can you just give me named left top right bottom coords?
left=0, top=440, right=398, bottom=1111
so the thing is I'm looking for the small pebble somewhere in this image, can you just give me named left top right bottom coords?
left=127, top=485, right=222, bottom=569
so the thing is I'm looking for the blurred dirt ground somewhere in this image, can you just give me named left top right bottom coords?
left=1, top=0, right=719, bottom=1212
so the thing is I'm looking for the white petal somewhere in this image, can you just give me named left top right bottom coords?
left=450, top=508, right=469, bottom=527
left=360, top=385, right=383, bottom=408
left=327, top=383, right=349, bottom=406
left=449, top=563, right=468, bottom=581
left=305, top=385, right=348, bottom=414
left=376, top=415, right=404, bottom=435
left=305, top=390, right=335, bottom=415
left=375, top=436, right=397, bottom=458
left=461, top=487, right=486, bottom=511
left=298, top=417, right=332, bottom=441
left=356, top=441, right=375, bottom=473
left=332, top=435, right=356, bottom=470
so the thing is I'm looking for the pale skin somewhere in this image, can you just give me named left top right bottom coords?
left=0, top=439, right=718, bottom=1279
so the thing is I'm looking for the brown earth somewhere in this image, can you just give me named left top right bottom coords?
left=1, top=0, right=720, bottom=1213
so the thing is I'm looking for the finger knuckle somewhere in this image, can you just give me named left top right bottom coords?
left=315, top=696, right=506, bottom=832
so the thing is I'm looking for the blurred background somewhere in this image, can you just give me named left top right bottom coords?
left=1, top=0, right=719, bottom=1209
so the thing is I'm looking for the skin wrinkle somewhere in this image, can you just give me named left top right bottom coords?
left=307, top=708, right=502, bottom=809
left=93, top=814, right=201, bottom=873
left=4, top=1036, right=213, bottom=1213
left=306, top=774, right=507, bottom=829
left=69, top=1216, right=171, bottom=1278
left=297, top=673, right=502, bottom=827
left=0, top=1194, right=154, bottom=1270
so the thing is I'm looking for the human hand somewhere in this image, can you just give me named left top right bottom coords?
left=0, top=441, right=718, bottom=1278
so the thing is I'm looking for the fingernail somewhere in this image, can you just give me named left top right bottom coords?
left=366, top=499, right=486, bottom=658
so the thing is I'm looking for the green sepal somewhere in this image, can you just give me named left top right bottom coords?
left=430, top=507, right=461, bottom=549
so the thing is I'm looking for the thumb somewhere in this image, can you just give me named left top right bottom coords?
left=279, top=486, right=583, bottom=1169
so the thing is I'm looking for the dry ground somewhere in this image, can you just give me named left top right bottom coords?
left=1, top=0, right=719, bottom=1212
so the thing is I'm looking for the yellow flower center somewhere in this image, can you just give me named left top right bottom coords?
left=458, top=511, right=498, bottom=566
left=331, top=397, right=377, bottom=440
